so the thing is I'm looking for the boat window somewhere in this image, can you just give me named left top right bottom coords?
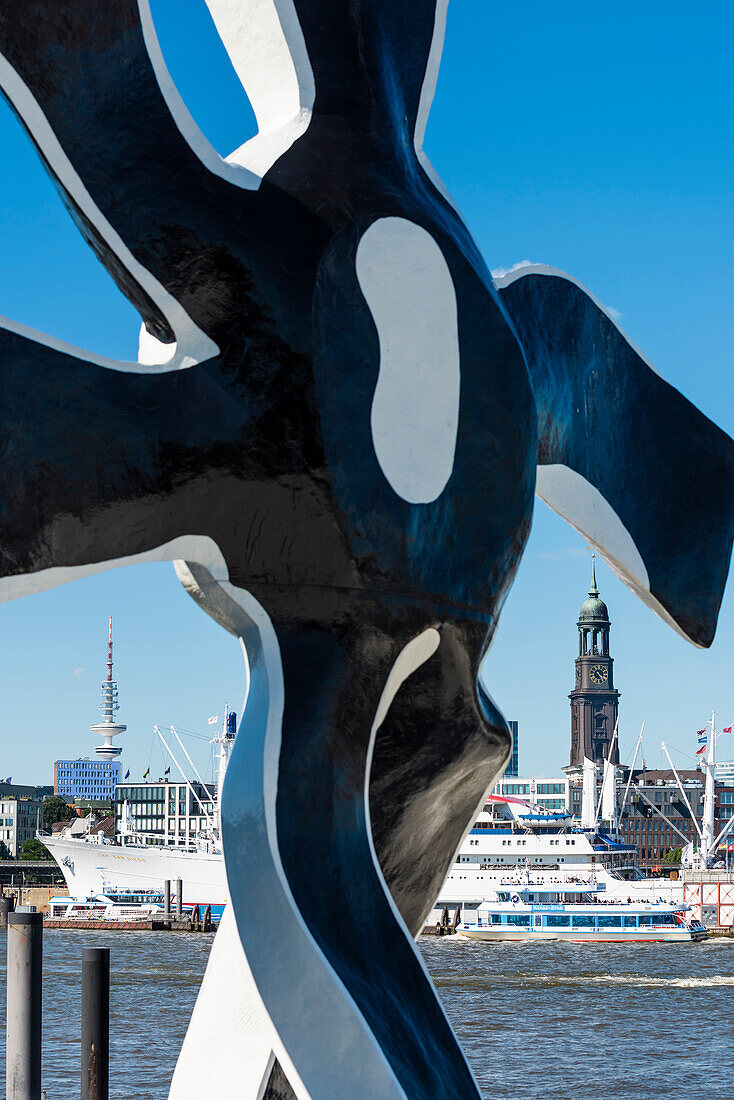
left=572, top=914, right=595, bottom=927
left=597, top=915, right=622, bottom=928
left=506, top=914, right=530, bottom=926
left=491, top=913, right=502, bottom=924
left=638, top=915, right=654, bottom=926
left=623, top=916, right=637, bottom=927
left=545, top=915, right=570, bottom=927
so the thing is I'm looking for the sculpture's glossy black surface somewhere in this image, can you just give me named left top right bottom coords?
left=0, top=4, right=732, bottom=1097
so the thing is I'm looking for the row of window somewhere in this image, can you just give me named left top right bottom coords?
left=479, top=912, right=675, bottom=929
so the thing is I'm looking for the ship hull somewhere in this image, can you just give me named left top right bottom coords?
left=43, top=834, right=226, bottom=906
left=459, top=927, right=703, bottom=943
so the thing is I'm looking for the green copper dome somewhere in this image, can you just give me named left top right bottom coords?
left=578, top=556, right=609, bottom=621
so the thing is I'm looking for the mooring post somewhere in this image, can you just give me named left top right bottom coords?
left=6, top=910, right=43, bottom=1100
left=163, top=879, right=171, bottom=919
left=0, top=894, right=14, bottom=929
left=81, top=947, right=110, bottom=1100
left=175, top=879, right=182, bottom=918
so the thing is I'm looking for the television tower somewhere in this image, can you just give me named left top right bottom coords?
left=91, top=616, right=126, bottom=760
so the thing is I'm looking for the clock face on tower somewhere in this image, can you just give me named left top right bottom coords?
left=589, top=664, right=608, bottom=685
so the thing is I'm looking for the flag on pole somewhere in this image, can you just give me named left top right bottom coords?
left=208, top=715, right=219, bottom=725
left=723, top=726, right=732, bottom=734
left=124, top=769, right=130, bottom=779
left=164, top=767, right=171, bottom=776
left=143, top=766, right=150, bottom=779
left=695, top=745, right=706, bottom=755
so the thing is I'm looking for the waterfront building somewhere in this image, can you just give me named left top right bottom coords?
left=506, top=720, right=519, bottom=777
left=0, top=781, right=35, bottom=799
left=54, top=758, right=121, bottom=800
left=0, top=787, right=43, bottom=857
left=565, top=766, right=734, bottom=866
left=569, top=558, right=620, bottom=768
left=495, top=774, right=569, bottom=813
left=715, top=760, right=734, bottom=784
left=114, top=779, right=216, bottom=846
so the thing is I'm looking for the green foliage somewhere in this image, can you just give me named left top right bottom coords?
left=19, top=837, right=53, bottom=861
left=42, top=795, right=76, bottom=829
left=663, top=846, right=682, bottom=863
left=0, top=840, right=11, bottom=859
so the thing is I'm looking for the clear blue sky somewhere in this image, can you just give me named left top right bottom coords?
left=0, top=1, right=732, bottom=784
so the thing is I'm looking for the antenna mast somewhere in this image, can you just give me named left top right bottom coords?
left=91, top=616, right=126, bottom=761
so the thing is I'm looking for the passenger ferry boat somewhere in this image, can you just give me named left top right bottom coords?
left=457, top=879, right=706, bottom=943
left=428, top=788, right=692, bottom=933
left=48, top=891, right=164, bottom=922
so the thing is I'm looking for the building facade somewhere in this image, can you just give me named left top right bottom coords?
left=54, top=758, right=121, bottom=800
left=566, top=767, right=734, bottom=866
left=114, top=780, right=216, bottom=846
left=506, top=721, right=519, bottom=777
left=0, top=788, right=43, bottom=857
left=715, top=760, right=734, bottom=785
left=569, top=558, right=620, bottom=768
left=495, top=775, right=570, bottom=814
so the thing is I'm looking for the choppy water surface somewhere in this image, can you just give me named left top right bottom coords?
left=0, top=930, right=732, bottom=1098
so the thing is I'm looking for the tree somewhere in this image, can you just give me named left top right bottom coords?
left=42, top=795, right=76, bottom=830
left=663, top=846, right=682, bottom=864
left=19, top=837, right=53, bottom=861
left=0, top=840, right=11, bottom=859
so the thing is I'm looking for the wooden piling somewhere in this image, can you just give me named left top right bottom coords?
left=81, top=947, right=110, bottom=1100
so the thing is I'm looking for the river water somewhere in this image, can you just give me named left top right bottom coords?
left=1, top=930, right=732, bottom=1098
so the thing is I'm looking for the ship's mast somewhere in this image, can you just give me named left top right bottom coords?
left=700, top=709, right=717, bottom=868
left=212, top=704, right=237, bottom=837
left=91, top=616, right=126, bottom=761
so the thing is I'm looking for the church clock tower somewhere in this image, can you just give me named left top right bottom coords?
left=569, top=556, right=620, bottom=768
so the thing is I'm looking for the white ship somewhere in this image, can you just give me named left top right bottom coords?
left=44, top=624, right=730, bottom=933
left=44, top=826, right=227, bottom=921
left=457, top=881, right=705, bottom=943
left=42, top=623, right=228, bottom=919
left=428, top=721, right=733, bottom=935
left=43, top=710, right=231, bottom=919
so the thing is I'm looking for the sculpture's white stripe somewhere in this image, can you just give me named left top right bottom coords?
left=137, top=0, right=259, bottom=192
left=535, top=465, right=698, bottom=646
left=181, top=567, right=409, bottom=1100
left=362, top=628, right=486, bottom=1092
left=0, top=49, right=218, bottom=373
left=534, top=465, right=649, bottom=591
left=170, top=904, right=289, bottom=1099
left=356, top=217, right=461, bottom=504
left=0, top=542, right=411, bottom=1098
left=203, top=0, right=315, bottom=177
left=413, top=0, right=456, bottom=208
left=491, top=265, right=698, bottom=645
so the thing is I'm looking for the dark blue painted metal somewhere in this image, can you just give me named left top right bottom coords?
left=0, top=4, right=731, bottom=1097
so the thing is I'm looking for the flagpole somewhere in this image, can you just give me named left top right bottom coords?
left=155, top=726, right=215, bottom=831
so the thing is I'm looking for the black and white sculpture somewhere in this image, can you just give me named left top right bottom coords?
left=0, top=3, right=731, bottom=1097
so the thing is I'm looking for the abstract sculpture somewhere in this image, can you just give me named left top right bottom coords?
left=0, top=3, right=731, bottom=1097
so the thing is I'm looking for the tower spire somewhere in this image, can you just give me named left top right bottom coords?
left=91, top=616, right=126, bottom=760
left=589, top=549, right=598, bottom=597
